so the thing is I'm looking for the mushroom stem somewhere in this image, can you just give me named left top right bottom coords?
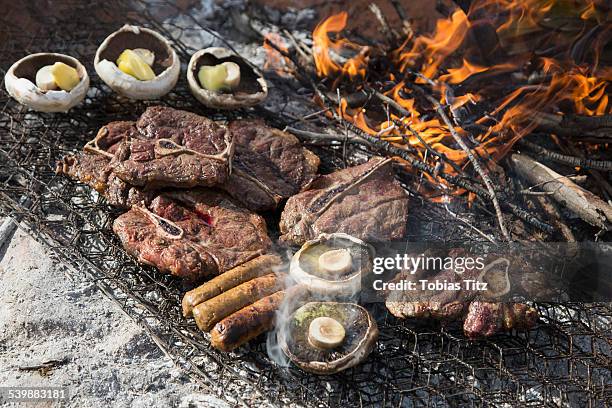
left=308, top=316, right=346, bottom=350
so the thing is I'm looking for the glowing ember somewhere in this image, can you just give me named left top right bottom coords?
left=263, top=33, right=292, bottom=77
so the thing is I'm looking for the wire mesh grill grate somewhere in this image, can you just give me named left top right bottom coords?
left=0, top=1, right=610, bottom=406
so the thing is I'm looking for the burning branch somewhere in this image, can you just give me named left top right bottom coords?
left=418, top=88, right=510, bottom=241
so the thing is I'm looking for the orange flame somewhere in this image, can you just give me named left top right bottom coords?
left=397, top=9, right=470, bottom=80
left=312, top=12, right=368, bottom=78
left=306, top=1, right=609, bottom=198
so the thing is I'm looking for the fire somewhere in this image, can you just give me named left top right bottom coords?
left=261, top=1, right=609, bottom=198
left=312, top=12, right=368, bottom=78
left=397, top=9, right=470, bottom=80
left=438, top=59, right=519, bottom=84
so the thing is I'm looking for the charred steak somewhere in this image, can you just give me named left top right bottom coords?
left=113, top=190, right=271, bottom=281
left=110, top=106, right=233, bottom=189
left=279, top=157, right=409, bottom=245
left=56, top=121, right=154, bottom=209
left=222, top=119, right=320, bottom=211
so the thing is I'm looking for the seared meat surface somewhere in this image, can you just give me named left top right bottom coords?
left=386, top=249, right=539, bottom=338
left=56, top=121, right=154, bottom=209
left=111, top=106, right=233, bottom=189
left=222, top=119, right=320, bottom=211
left=57, top=107, right=234, bottom=206
left=279, top=157, right=409, bottom=245
left=113, top=190, right=270, bottom=281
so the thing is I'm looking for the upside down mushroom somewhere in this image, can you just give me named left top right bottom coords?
left=4, top=53, right=89, bottom=112
left=279, top=302, right=378, bottom=374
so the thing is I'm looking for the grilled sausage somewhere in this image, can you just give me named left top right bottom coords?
left=211, top=290, right=285, bottom=352
left=182, top=254, right=282, bottom=317
left=193, top=273, right=283, bottom=331
left=210, top=285, right=308, bottom=352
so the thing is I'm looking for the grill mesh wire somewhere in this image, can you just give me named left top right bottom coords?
left=0, top=1, right=610, bottom=406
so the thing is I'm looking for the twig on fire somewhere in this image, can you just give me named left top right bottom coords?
left=419, top=90, right=511, bottom=241
left=534, top=112, right=612, bottom=143
left=372, top=90, right=468, bottom=177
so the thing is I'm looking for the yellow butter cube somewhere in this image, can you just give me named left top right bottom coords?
left=117, top=49, right=155, bottom=81
left=198, top=65, right=228, bottom=92
left=50, top=62, right=80, bottom=91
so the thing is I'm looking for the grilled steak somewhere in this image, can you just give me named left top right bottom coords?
left=110, top=106, right=233, bottom=189
left=463, top=302, right=538, bottom=338
left=56, top=121, right=154, bottom=209
left=222, top=119, right=320, bottom=211
left=113, top=190, right=270, bottom=281
left=279, top=157, right=409, bottom=245
left=386, top=249, right=539, bottom=337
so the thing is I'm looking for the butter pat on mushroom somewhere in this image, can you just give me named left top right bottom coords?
left=35, top=62, right=80, bottom=92
left=5, top=53, right=89, bottom=112
left=117, top=49, right=155, bottom=81
left=198, top=61, right=241, bottom=92
left=50, top=62, right=81, bottom=91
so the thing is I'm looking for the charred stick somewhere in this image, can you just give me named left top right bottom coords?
left=418, top=89, right=510, bottom=241
left=286, top=126, right=372, bottom=147
left=518, top=139, right=612, bottom=171
left=563, top=141, right=612, bottom=201
left=389, top=0, right=413, bottom=36
left=534, top=112, right=612, bottom=141
left=516, top=178, right=575, bottom=242
left=511, top=153, right=612, bottom=231
left=369, top=4, right=398, bottom=44
left=534, top=194, right=576, bottom=242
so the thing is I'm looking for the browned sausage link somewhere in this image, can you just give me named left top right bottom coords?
left=193, top=273, right=283, bottom=331
left=182, top=254, right=282, bottom=317
left=210, top=290, right=285, bottom=352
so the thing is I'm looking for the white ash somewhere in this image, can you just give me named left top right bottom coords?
left=0, top=229, right=229, bottom=408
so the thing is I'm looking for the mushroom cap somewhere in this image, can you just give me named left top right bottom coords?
left=187, top=47, right=268, bottom=109
left=279, top=302, right=379, bottom=374
left=289, top=233, right=374, bottom=298
left=94, top=25, right=180, bottom=100
left=4, top=53, right=89, bottom=112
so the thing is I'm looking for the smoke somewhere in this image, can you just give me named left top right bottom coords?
left=266, top=234, right=366, bottom=367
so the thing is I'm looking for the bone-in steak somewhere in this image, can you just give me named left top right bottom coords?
left=113, top=190, right=271, bottom=281
left=56, top=121, right=154, bottom=209
left=221, top=119, right=320, bottom=211
left=279, top=157, right=409, bottom=245
left=110, top=106, right=233, bottom=189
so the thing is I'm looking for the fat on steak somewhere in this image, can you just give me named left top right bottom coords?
left=112, top=190, right=271, bottom=281
left=110, top=106, right=233, bottom=189
left=221, top=119, right=320, bottom=211
left=56, top=121, right=154, bottom=209
left=279, top=157, right=409, bottom=245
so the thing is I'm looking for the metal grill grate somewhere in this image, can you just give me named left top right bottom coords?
left=0, top=1, right=610, bottom=406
